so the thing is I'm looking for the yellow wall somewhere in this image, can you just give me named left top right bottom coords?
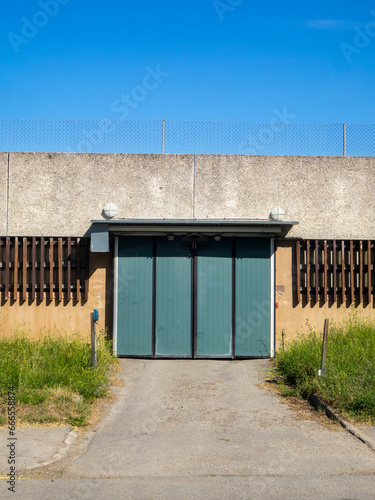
left=0, top=253, right=112, bottom=340
left=275, top=240, right=375, bottom=350
left=2, top=241, right=374, bottom=349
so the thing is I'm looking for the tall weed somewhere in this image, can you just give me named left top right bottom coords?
left=0, top=331, right=115, bottom=401
left=275, top=317, right=375, bottom=421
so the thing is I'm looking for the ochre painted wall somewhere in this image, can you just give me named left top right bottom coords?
left=0, top=253, right=112, bottom=340
left=275, top=240, right=375, bottom=351
left=1, top=240, right=374, bottom=346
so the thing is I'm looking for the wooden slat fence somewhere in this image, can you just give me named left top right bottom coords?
left=296, top=239, right=374, bottom=305
left=0, top=237, right=89, bottom=302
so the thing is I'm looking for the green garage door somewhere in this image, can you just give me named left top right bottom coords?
left=196, top=239, right=233, bottom=357
left=116, top=236, right=272, bottom=358
left=155, top=239, right=192, bottom=356
left=235, top=238, right=271, bottom=357
left=117, top=237, right=153, bottom=356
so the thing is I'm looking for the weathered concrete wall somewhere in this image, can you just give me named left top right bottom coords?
left=3, top=152, right=375, bottom=239
left=274, top=240, right=375, bottom=348
left=7, top=152, right=194, bottom=236
left=194, top=155, right=375, bottom=239
left=0, top=153, right=7, bottom=235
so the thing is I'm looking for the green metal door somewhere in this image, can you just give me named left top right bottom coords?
left=195, top=239, right=233, bottom=357
left=117, top=237, right=153, bottom=356
left=155, top=238, right=192, bottom=356
left=235, top=238, right=271, bottom=357
left=116, top=236, right=272, bottom=358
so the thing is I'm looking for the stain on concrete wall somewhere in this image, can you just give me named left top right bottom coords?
left=195, top=155, right=375, bottom=239
left=4, top=152, right=375, bottom=239
left=7, top=153, right=194, bottom=236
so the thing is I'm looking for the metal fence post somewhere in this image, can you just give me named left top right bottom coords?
left=343, top=123, right=346, bottom=156
left=162, top=120, right=165, bottom=154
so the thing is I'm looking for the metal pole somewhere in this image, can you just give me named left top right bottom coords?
left=319, top=319, right=329, bottom=377
left=282, top=329, right=285, bottom=350
left=343, top=123, right=346, bottom=157
left=162, top=119, right=165, bottom=154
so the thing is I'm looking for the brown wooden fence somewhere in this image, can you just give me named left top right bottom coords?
left=296, top=240, right=374, bottom=305
left=0, top=237, right=89, bottom=302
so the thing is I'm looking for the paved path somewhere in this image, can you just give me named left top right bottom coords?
left=2, top=359, right=375, bottom=499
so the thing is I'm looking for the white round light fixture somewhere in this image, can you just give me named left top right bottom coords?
left=270, top=207, right=285, bottom=222
left=103, top=202, right=118, bottom=219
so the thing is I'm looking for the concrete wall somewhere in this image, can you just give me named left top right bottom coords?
left=2, top=152, right=375, bottom=239
left=195, top=155, right=375, bottom=239
left=0, top=152, right=7, bottom=235
left=0, top=153, right=375, bottom=239
left=7, top=152, right=194, bottom=236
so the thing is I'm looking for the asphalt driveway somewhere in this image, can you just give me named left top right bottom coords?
left=2, top=359, right=375, bottom=499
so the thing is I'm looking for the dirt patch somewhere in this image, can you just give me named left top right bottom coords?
left=84, top=372, right=124, bottom=428
left=259, top=379, right=343, bottom=431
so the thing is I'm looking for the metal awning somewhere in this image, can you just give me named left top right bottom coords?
left=90, top=219, right=298, bottom=252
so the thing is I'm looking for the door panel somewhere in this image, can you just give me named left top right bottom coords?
left=117, top=237, right=153, bottom=356
left=235, top=238, right=271, bottom=356
left=155, top=238, right=192, bottom=356
left=196, top=239, right=233, bottom=357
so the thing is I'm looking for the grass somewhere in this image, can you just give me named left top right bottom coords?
left=0, top=331, right=118, bottom=427
left=274, top=317, right=375, bottom=423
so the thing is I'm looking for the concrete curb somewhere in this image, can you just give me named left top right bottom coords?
left=23, top=370, right=125, bottom=472
left=309, top=394, right=375, bottom=453
left=31, top=428, right=79, bottom=469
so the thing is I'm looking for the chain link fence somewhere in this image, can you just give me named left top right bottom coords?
left=0, top=118, right=374, bottom=156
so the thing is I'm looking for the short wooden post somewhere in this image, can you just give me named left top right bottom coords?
left=282, top=329, right=285, bottom=350
left=319, top=319, right=329, bottom=376
left=91, top=310, right=98, bottom=368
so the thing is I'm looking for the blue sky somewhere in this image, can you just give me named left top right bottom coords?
left=1, top=0, right=375, bottom=124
